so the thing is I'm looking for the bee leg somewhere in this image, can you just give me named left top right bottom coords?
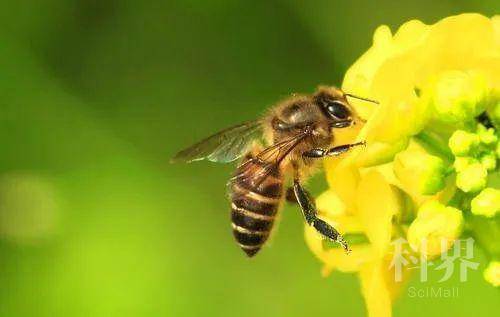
left=292, top=178, right=351, bottom=253
left=302, top=141, right=365, bottom=159
left=285, top=186, right=312, bottom=204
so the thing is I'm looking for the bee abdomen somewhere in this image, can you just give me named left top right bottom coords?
left=231, top=161, right=283, bottom=257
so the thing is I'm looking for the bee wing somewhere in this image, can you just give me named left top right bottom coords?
left=171, top=121, right=263, bottom=163
left=231, top=130, right=309, bottom=188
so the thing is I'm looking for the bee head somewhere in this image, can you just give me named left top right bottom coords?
left=313, top=86, right=357, bottom=128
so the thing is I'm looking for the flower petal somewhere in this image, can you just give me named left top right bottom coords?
left=305, top=225, right=373, bottom=274
left=355, top=170, right=400, bottom=257
left=359, top=261, right=392, bottom=317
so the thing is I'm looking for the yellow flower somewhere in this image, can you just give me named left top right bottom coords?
left=407, top=201, right=463, bottom=257
left=306, top=13, right=500, bottom=317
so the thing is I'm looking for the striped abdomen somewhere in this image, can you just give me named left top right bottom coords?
left=230, top=156, right=283, bottom=257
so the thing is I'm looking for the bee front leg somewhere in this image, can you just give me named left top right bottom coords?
left=292, top=178, right=351, bottom=253
left=302, top=141, right=365, bottom=159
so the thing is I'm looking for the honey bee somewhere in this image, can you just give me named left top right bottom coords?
left=172, top=86, right=377, bottom=257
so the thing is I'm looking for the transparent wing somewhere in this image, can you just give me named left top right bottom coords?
left=171, top=121, right=262, bottom=163
left=231, top=130, right=309, bottom=188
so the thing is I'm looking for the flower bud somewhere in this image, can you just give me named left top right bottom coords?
left=483, top=261, right=500, bottom=287
left=407, top=200, right=463, bottom=257
left=393, top=148, right=446, bottom=195
left=477, top=124, right=498, bottom=145
left=471, top=188, right=500, bottom=218
left=480, top=153, right=497, bottom=171
left=448, top=130, right=479, bottom=156
left=453, top=156, right=477, bottom=173
left=456, top=162, right=488, bottom=193
left=429, top=71, right=489, bottom=125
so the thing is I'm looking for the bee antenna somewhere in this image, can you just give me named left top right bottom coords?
left=345, top=93, right=379, bottom=105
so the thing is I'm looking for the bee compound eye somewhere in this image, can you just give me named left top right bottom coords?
left=325, top=101, right=350, bottom=120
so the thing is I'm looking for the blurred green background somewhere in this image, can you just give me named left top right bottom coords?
left=0, top=1, right=498, bottom=316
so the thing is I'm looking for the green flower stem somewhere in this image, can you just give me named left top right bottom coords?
left=414, top=130, right=455, bottom=163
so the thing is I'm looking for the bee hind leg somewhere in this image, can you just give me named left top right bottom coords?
left=292, top=178, right=351, bottom=253
left=285, top=186, right=310, bottom=204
